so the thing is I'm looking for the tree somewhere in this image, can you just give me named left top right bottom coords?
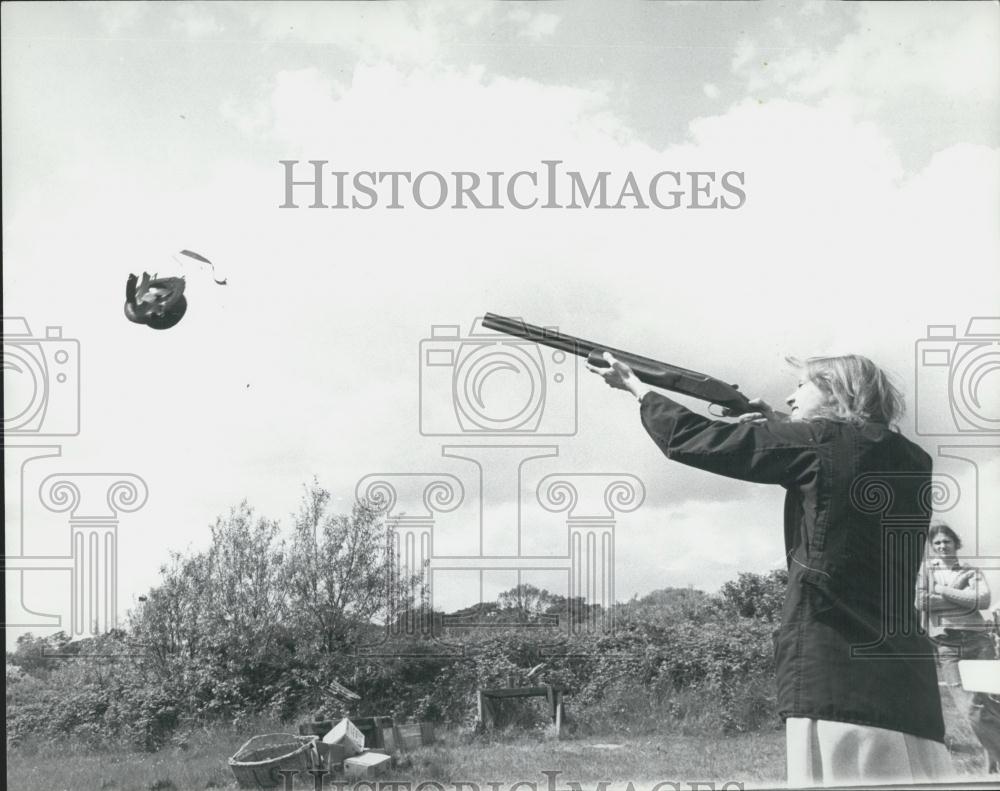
left=618, top=586, right=721, bottom=627
left=203, top=501, right=286, bottom=655
left=719, top=569, right=788, bottom=623
left=497, top=583, right=562, bottom=621
left=132, top=501, right=287, bottom=661
left=7, top=631, right=73, bottom=677
left=284, top=480, right=416, bottom=654
left=130, top=551, right=208, bottom=666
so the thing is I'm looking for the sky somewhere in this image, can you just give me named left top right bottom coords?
left=3, top=1, right=999, bottom=640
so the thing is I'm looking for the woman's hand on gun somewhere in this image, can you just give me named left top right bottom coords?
left=736, top=398, right=788, bottom=423
left=587, top=352, right=651, bottom=402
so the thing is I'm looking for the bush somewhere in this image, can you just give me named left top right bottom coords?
left=5, top=486, right=787, bottom=748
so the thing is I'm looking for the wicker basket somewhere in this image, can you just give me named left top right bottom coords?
left=228, top=733, right=320, bottom=788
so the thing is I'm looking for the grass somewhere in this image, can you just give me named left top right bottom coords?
left=398, top=728, right=789, bottom=785
left=6, top=724, right=787, bottom=790
left=5, top=711, right=994, bottom=791
left=6, top=720, right=241, bottom=791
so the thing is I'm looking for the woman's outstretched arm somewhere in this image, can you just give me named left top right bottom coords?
left=589, top=351, right=821, bottom=486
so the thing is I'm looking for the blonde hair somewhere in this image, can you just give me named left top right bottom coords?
left=787, top=354, right=904, bottom=427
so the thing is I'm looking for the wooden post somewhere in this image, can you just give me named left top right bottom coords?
left=477, top=690, right=484, bottom=729
left=555, top=692, right=563, bottom=737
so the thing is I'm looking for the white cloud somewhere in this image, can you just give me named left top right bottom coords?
left=737, top=3, right=998, bottom=103
left=803, top=5, right=995, bottom=105
left=732, top=2, right=998, bottom=168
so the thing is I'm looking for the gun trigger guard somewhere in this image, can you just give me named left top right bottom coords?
left=707, top=403, right=728, bottom=418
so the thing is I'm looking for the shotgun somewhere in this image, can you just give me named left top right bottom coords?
left=482, top=313, right=755, bottom=417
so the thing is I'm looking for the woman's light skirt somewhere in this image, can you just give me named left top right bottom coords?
left=786, top=717, right=952, bottom=787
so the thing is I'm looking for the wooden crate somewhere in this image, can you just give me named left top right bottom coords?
left=352, top=716, right=395, bottom=750
left=321, top=717, right=364, bottom=756
left=344, top=751, right=392, bottom=779
left=316, top=741, right=346, bottom=770
left=393, top=722, right=435, bottom=751
left=298, top=720, right=333, bottom=737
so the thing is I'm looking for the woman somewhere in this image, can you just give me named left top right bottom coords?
left=590, top=352, right=950, bottom=785
left=916, top=523, right=996, bottom=763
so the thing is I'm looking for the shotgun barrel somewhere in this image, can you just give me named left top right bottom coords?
left=481, top=313, right=754, bottom=416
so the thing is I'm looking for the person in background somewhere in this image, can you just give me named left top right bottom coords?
left=916, top=523, right=997, bottom=769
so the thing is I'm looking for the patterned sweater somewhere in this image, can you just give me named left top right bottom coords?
left=916, top=557, right=991, bottom=637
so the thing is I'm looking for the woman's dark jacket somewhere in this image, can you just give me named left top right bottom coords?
left=640, top=392, right=945, bottom=742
